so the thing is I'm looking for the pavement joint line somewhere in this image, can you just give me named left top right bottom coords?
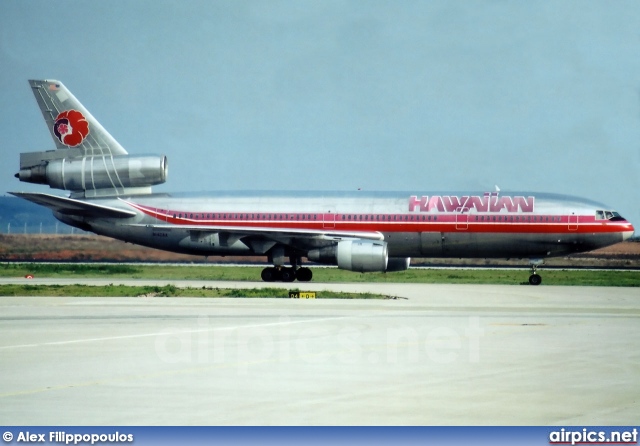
left=0, top=315, right=352, bottom=350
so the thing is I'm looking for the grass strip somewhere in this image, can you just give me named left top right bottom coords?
left=0, top=284, right=386, bottom=299
left=0, top=263, right=638, bottom=286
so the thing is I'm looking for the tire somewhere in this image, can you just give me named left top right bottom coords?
left=529, top=274, right=542, bottom=286
left=281, top=268, right=296, bottom=282
left=261, top=267, right=277, bottom=282
left=296, top=267, right=313, bottom=282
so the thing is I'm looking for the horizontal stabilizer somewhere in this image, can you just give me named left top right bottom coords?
left=9, top=192, right=137, bottom=219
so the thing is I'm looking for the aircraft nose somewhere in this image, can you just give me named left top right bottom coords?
left=622, top=222, right=635, bottom=241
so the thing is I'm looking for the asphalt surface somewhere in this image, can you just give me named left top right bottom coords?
left=1, top=281, right=639, bottom=425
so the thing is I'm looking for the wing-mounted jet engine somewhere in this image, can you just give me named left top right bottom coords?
left=15, top=80, right=166, bottom=198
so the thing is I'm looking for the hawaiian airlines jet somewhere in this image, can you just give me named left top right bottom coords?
left=11, top=80, right=635, bottom=285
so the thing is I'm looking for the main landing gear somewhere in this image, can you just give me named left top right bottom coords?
left=261, top=266, right=313, bottom=282
left=262, top=251, right=313, bottom=282
left=528, top=259, right=543, bottom=286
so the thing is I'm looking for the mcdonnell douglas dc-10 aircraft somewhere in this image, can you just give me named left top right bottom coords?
left=12, top=80, right=635, bottom=285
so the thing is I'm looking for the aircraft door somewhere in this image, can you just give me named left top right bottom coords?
left=455, top=207, right=469, bottom=230
left=568, top=212, right=578, bottom=231
left=323, top=208, right=336, bottom=229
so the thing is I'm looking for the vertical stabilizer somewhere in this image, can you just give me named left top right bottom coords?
left=28, top=79, right=128, bottom=156
left=17, top=80, right=166, bottom=198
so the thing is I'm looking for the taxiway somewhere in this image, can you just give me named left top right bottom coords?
left=0, top=282, right=639, bottom=425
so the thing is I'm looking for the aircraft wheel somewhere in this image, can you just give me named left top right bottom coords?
left=529, top=274, right=542, bottom=286
left=281, top=268, right=296, bottom=282
left=296, top=267, right=313, bottom=282
left=261, top=267, right=278, bottom=282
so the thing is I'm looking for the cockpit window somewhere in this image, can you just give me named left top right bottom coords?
left=595, top=210, right=626, bottom=221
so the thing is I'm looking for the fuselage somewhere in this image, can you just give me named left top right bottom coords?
left=57, top=190, right=634, bottom=260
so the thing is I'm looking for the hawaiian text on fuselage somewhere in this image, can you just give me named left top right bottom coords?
left=408, top=194, right=535, bottom=213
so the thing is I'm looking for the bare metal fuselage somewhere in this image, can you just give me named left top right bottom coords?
left=53, top=190, right=633, bottom=261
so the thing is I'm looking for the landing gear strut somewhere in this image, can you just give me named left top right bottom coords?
left=528, top=259, right=543, bottom=286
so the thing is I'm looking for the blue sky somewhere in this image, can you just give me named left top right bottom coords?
left=1, top=1, right=639, bottom=226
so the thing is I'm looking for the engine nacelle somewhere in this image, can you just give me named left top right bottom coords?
left=17, top=155, right=167, bottom=192
left=308, top=240, right=389, bottom=272
left=386, top=257, right=410, bottom=272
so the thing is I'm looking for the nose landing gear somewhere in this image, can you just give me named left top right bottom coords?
left=528, top=259, right=544, bottom=285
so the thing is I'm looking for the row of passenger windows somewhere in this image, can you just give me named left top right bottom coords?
left=169, top=213, right=561, bottom=222
left=342, top=214, right=438, bottom=221
left=172, top=213, right=320, bottom=220
left=474, top=215, right=562, bottom=222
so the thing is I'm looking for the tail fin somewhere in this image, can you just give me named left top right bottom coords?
left=16, top=80, right=167, bottom=198
left=28, top=79, right=127, bottom=156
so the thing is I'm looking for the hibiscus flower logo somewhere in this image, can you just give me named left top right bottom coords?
left=53, top=110, right=90, bottom=147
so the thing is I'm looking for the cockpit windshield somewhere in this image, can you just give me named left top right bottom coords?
left=595, top=210, right=626, bottom=221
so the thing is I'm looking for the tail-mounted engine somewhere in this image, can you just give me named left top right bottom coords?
left=16, top=151, right=167, bottom=197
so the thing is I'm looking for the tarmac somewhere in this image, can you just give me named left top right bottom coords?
left=0, top=281, right=639, bottom=425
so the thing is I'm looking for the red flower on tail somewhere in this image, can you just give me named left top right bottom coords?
left=53, top=110, right=89, bottom=147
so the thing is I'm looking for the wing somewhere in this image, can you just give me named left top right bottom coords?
left=9, top=192, right=137, bottom=219
left=120, top=198, right=383, bottom=252
left=130, top=223, right=384, bottom=253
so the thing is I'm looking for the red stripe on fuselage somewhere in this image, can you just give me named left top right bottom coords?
left=125, top=202, right=632, bottom=235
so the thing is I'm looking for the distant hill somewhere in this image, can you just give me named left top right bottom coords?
left=0, top=195, right=86, bottom=234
